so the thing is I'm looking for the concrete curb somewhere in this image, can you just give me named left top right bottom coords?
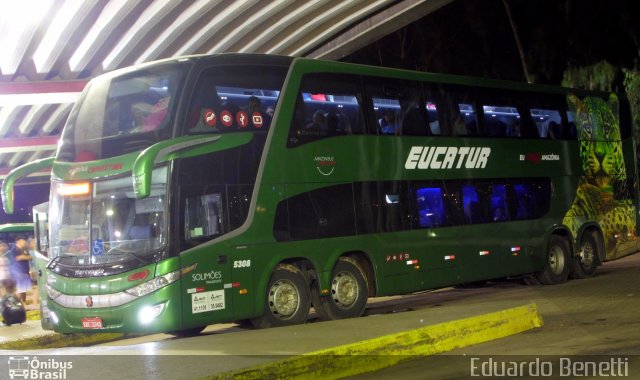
left=210, top=303, right=543, bottom=380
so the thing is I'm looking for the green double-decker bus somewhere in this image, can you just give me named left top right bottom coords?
left=2, top=54, right=638, bottom=335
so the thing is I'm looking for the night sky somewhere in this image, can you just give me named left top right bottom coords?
left=345, top=0, right=640, bottom=86
left=0, top=183, right=49, bottom=223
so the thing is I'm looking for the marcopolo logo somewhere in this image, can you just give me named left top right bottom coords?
left=8, top=356, right=73, bottom=379
left=405, top=146, right=491, bottom=170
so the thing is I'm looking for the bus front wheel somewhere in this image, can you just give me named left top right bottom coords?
left=313, top=258, right=368, bottom=320
left=571, top=231, right=600, bottom=279
left=251, top=264, right=310, bottom=329
left=536, top=235, right=571, bottom=285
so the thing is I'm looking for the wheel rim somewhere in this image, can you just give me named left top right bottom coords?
left=268, top=279, right=300, bottom=319
left=331, top=271, right=358, bottom=308
left=580, top=240, right=595, bottom=267
left=549, top=245, right=565, bottom=275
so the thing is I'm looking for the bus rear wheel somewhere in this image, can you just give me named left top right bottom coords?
left=251, top=264, right=310, bottom=329
left=571, top=231, right=599, bottom=279
left=536, top=235, right=571, bottom=285
left=313, top=258, right=368, bottom=320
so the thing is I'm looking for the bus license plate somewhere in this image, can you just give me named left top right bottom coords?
left=81, top=317, right=103, bottom=329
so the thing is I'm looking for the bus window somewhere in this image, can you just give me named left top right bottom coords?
left=186, top=66, right=286, bottom=134
left=416, top=187, right=446, bottom=227
left=367, top=80, right=427, bottom=136
left=432, top=84, right=478, bottom=137
left=463, top=182, right=510, bottom=223
left=455, top=104, right=478, bottom=136
left=462, top=185, right=484, bottom=224
left=373, top=97, right=401, bottom=135
left=426, top=102, right=441, bottom=135
left=510, top=180, right=551, bottom=220
left=288, top=73, right=363, bottom=147
left=482, top=105, right=521, bottom=138
left=490, top=184, right=508, bottom=221
left=551, top=110, right=577, bottom=140
left=530, top=108, right=562, bottom=139
left=274, top=184, right=357, bottom=241
left=58, top=64, right=185, bottom=162
left=185, top=193, right=223, bottom=240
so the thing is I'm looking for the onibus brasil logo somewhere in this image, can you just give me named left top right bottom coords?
left=8, top=356, right=73, bottom=379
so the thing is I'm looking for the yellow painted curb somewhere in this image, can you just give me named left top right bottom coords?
left=209, top=303, right=543, bottom=380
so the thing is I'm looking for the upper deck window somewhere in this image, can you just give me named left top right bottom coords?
left=58, top=63, right=186, bottom=162
left=481, top=104, right=521, bottom=137
left=288, top=73, right=364, bottom=147
left=185, top=65, right=287, bottom=134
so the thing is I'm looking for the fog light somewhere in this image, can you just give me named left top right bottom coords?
left=138, top=303, right=166, bottom=325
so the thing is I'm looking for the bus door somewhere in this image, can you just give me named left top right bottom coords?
left=32, top=202, right=54, bottom=330
left=179, top=189, right=235, bottom=328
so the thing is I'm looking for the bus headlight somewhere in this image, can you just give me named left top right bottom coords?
left=138, top=303, right=166, bottom=325
left=125, top=269, right=181, bottom=297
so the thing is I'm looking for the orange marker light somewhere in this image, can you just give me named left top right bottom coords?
left=58, top=182, right=90, bottom=196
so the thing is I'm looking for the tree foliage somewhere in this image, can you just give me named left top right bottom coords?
left=561, top=61, right=618, bottom=91
left=623, top=68, right=640, bottom=138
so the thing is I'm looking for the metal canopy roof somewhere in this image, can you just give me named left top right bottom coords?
left=0, top=0, right=451, bottom=183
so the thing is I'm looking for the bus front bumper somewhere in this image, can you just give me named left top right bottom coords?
left=43, top=282, right=182, bottom=334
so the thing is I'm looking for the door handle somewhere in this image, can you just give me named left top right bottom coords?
left=217, top=255, right=228, bottom=264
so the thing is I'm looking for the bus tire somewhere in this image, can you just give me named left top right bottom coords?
left=251, top=264, right=310, bottom=329
left=536, top=235, right=571, bottom=285
left=571, top=231, right=599, bottom=279
left=170, top=325, right=205, bottom=338
left=313, top=258, right=368, bottom=320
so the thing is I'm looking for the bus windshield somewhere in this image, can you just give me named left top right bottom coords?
left=49, top=167, right=168, bottom=268
left=57, top=62, right=187, bottom=162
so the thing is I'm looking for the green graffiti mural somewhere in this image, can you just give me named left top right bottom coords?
left=563, top=94, right=636, bottom=259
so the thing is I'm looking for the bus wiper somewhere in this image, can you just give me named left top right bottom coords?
left=106, top=245, right=151, bottom=265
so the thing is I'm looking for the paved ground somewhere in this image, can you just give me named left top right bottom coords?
left=0, top=253, right=638, bottom=379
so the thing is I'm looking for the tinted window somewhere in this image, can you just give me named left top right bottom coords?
left=412, top=181, right=462, bottom=228
left=274, top=184, right=356, bottom=241
left=177, top=139, right=264, bottom=247
left=481, top=104, right=521, bottom=137
left=367, top=80, right=428, bottom=136
left=59, top=63, right=185, bottom=162
left=186, top=65, right=287, bottom=134
left=463, top=179, right=550, bottom=224
left=426, top=101, right=441, bottom=135
left=288, top=73, right=364, bottom=147
left=353, top=182, right=412, bottom=234
left=530, top=108, right=562, bottom=139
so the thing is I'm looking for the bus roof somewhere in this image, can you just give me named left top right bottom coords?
left=121, top=53, right=618, bottom=100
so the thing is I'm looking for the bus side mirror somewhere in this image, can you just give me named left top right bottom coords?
left=132, top=135, right=223, bottom=198
left=1, top=157, right=54, bottom=214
